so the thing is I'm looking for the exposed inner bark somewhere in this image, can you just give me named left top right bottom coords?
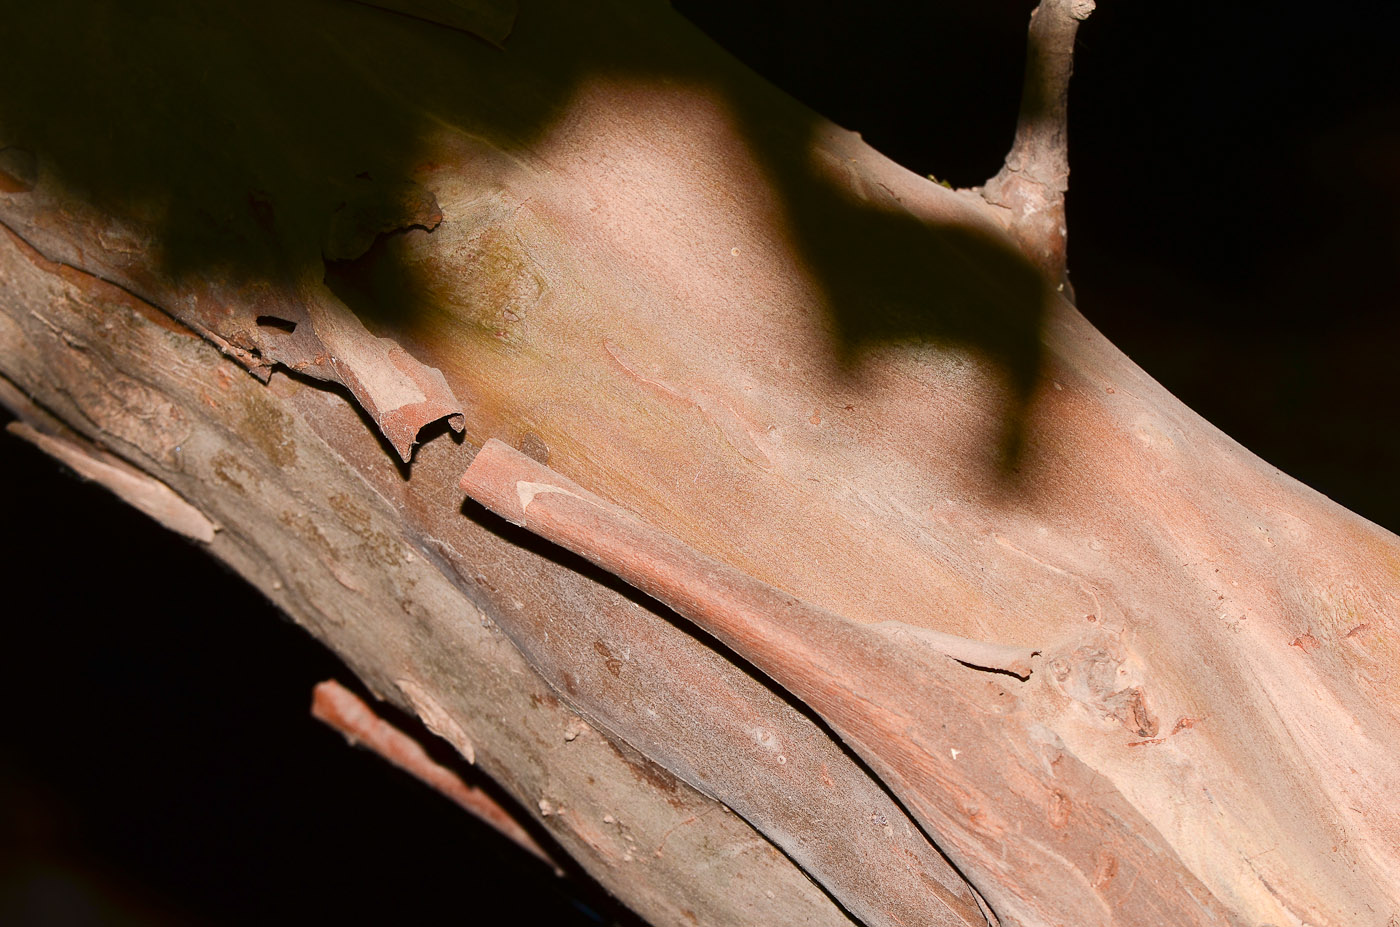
left=1, top=1, right=1397, bottom=925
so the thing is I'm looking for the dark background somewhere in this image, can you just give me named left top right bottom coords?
left=3, top=2, right=1396, bottom=924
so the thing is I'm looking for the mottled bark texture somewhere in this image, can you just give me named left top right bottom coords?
left=2, top=1, right=1397, bottom=925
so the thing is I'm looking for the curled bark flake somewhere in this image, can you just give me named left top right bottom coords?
left=397, top=677, right=477, bottom=764
left=8, top=420, right=216, bottom=543
left=0, top=180, right=465, bottom=463
left=310, top=679, right=558, bottom=869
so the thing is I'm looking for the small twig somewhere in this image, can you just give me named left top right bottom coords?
left=982, top=0, right=1095, bottom=296
left=310, top=679, right=560, bottom=872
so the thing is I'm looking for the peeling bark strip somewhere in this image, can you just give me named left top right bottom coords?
left=7, top=2, right=1395, bottom=922
left=452, top=479, right=991, bottom=923
left=0, top=186, right=465, bottom=463
left=0, top=179, right=883, bottom=927
left=484, top=446, right=1035, bottom=679
left=310, top=679, right=559, bottom=870
left=460, top=439, right=1238, bottom=927
left=7, top=421, right=217, bottom=543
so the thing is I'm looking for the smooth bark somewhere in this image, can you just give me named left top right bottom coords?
left=2, top=2, right=1397, bottom=925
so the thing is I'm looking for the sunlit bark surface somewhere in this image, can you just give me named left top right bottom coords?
left=1, top=2, right=1396, bottom=925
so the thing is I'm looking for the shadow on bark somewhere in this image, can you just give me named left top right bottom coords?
left=0, top=0, right=1047, bottom=481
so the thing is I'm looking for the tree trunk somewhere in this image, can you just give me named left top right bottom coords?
left=2, top=1, right=1396, bottom=925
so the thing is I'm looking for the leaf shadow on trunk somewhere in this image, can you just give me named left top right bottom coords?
left=0, top=0, right=1047, bottom=484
